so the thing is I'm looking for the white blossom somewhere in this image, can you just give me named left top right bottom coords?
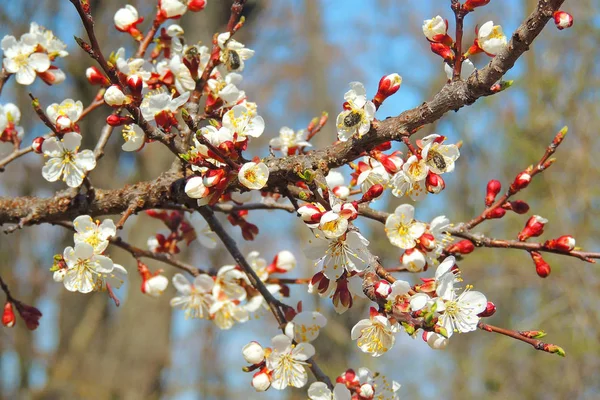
left=170, top=273, right=215, bottom=319
left=222, top=104, right=265, bottom=141
left=143, top=275, right=169, bottom=297
left=351, top=308, right=399, bottom=357
left=238, top=161, right=269, bottom=190
left=422, top=16, right=447, bottom=42
left=270, top=126, right=311, bottom=155
left=288, top=311, right=327, bottom=343
left=41, top=132, right=96, bottom=188
left=1, top=35, right=50, bottom=85
left=437, top=287, right=487, bottom=336
left=209, top=298, right=249, bottom=329
left=46, top=99, right=83, bottom=130
left=385, top=204, right=427, bottom=249
left=421, top=134, right=460, bottom=174
left=266, top=334, right=315, bottom=390
left=121, top=124, right=146, bottom=152
left=477, top=21, right=507, bottom=56
left=217, top=32, right=255, bottom=72
left=61, top=243, right=114, bottom=293
left=308, top=382, right=351, bottom=400
left=336, top=82, right=376, bottom=141
left=305, top=231, right=371, bottom=281
left=73, top=215, right=116, bottom=254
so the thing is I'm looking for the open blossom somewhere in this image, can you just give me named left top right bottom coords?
left=351, top=307, right=399, bottom=357
left=308, top=382, right=351, bottom=400
left=121, top=124, right=146, bottom=152
left=385, top=204, right=427, bottom=249
left=422, top=16, right=448, bottom=42
left=288, top=311, right=327, bottom=343
left=336, top=82, right=376, bottom=141
left=269, top=126, right=311, bottom=155
left=140, top=89, right=190, bottom=129
left=390, top=155, right=429, bottom=200
left=190, top=125, right=234, bottom=167
left=318, top=197, right=357, bottom=239
left=222, top=104, right=265, bottom=141
left=438, top=287, right=487, bottom=336
left=210, top=298, right=249, bottom=329
left=46, top=99, right=83, bottom=131
left=356, top=158, right=390, bottom=194
left=421, top=134, right=460, bottom=174
left=238, top=161, right=269, bottom=190
left=170, top=273, right=215, bottom=319
left=73, top=215, right=116, bottom=254
left=305, top=231, right=371, bottom=281
left=266, top=333, right=315, bottom=390
left=476, top=21, right=507, bottom=56
left=41, top=132, right=96, bottom=188
left=217, top=32, right=255, bottom=72
left=206, top=70, right=244, bottom=106
left=157, top=54, right=195, bottom=94
left=213, top=265, right=247, bottom=301
left=1, top=35, right=50, bottom=85
left=61, top=243, right=114, bottom=293
left=358, top=368, right=401, bottom=400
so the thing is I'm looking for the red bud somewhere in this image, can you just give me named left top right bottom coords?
left=531, top=251, right=551, bottom=278
left=544, top=235, right=575, bottom=252
left=518, top=215, right=548, bottom=241
left=85, top=66, right=110, bottom=86
left=430, top=43, right=454, bottom=62
left=426, top=172, right=445, bottom=194
left=553, top=11, right=573, bottom=30
left=485, top=179, right=502, bottom=206
left=187, top=0, right=206, bottom=12
left=511, top=171, right=531, bottom=191
left=464, top=0, right=491, bottom=11
left=447, top=239, right=475, bottom=255
left=32, top=137, right=45, bottom=154
left=502, top=200, right=529, bottom=214
left=2, top=302, right=15, bottom=328
left=477, top=301, right=496, bottom=317
left=362, top=184, right=384, bottom=202
left=487, top=207, right=506, bottom=219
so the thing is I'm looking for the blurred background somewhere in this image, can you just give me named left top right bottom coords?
left=1, top=0, right=599, bottom=399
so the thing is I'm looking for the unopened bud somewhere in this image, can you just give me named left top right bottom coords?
left=418, top=233, right=436, bottom=251
left=519, top=330, right=547, bottom=339
left=104, top=85, right=131, bottom=106
left=518, top=215, right=548, bottom=241
left=127, top=74, right=143, bottom=97
left=511, top=171, right=531, bottom=191
left=553, top=126, right=568, bottom=147
left=430, top=43, right=454, bottom=62
left=400, top=248, right=427, bottom=272
left=32, top=137, right=45, bottom=154
left=332, top=185, right=350, bottom=200
left=544, top=235, right=575, bottom=252
left=2, top=302, right=15, bottom=328
left=447, top=239, right=475, bottom=255
left=531, top=251, right=551, bottom=278
left=106, top=114, right=134, bottom=126
left=362, top=184, right=384, bottom=202
left=477, top=301, right=496, bottom=317
left=487, top=207, right=506, bottom=219
left=251, top=368, right=271, bottom=392
left=553, top=11, right=573, bottom=30
left=463, top=0, right=491, bottom=11
left=374, top=73, right=402, bottom=106
left=485, top=179, right=502, bottom=206
left=374, top=280, right=392, bottom=299
left=544, top=343, right=566, bottom=357
left=426, top=172, right=445, bottom=194
left=187, top=0, right=206, bottom=12
left=242, top=341, right=265, bottom=365
left=86, top=66, right=110, bottom=86
left=203, top=168, right=226, bottom=187
left=502, top=200, right=529, bottom=214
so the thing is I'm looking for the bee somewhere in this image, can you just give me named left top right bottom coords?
left=343, top=111, right=362, bottom=127
left=224, top=50, right=241, bottom=71
left=428, top=151, right=446, bottom=171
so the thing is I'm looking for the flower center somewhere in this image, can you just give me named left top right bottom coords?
left=357, top=323, right=389, bottom=354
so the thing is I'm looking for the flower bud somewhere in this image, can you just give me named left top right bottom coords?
left=447, top=239, right=475, bottom=255
left=511, top=171, right=531, bottom=191
left=242, top=341, right=265, bottom=365
left=2, top=302, right=15, bottom=328
left=502, top=200, right=530, bottom=214
left=166, top=24, right=185, bottom=37
left=531, top=251, right=551, bottom=278
left=203, top=168, right=226, bottom=188
left=464, top=0, right=491, bottom=11
left=32, top=136, right=45, bottom=154
left=423, top=331, right=448, bottom=350
left=332, top=185, right=350, bottom=200
left=487, top=207, right=506, bottom=219
left=418, top=233, right=436, bottom=251
left=297, top=204, right=323, bottom=227
left=142, top=275, right=169, bottom=296
left=477, top=301, right=496, bottom=317
left=518, top=215, right=548, bottom=241
left=430, top=43, right=454, bottom=62
left=485, top=179, right=502, bottom=206
left=104, top=85, right=131, bottom=106
left=251, top=368, right=271, bottom=392
left=374, top=280, right=392, bottom=299
left=38, top=66, right=66, bottom=86
left=360, top=383, right=375, bottom=397
left=114, top=5, right=144, bottom=40
left=553, top=11, right=573, bottom=30
left=426, top=172, right=445, bottom=194
left=308, top=271, right=331, bottom=296
left=400, top=248, right=427, bottom=272
left=86, top=66, right=109, bottom=86
left=127, top=74, right=144, bottom=98
left=361, top=183, right=384, bottom=202
left=185, top=176, right=210, bottom=199
left=268, top=250, right=296, bottom=273
left=544, top=235, right=575, bottom=252
left=106, top=114, right=134, bottom=126
left=374, top=73, right=402, bottom=106
left=422, top=16, right=449, bottom=43
left=187, top=0, right=206, bottom=12
left=377, top=152, right=403, bottom=174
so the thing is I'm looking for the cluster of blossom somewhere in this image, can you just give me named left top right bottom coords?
left=308, top=368, right=400, bottom=400
left=1, top=22, right=68, bottom=85
left=350, top=256, right=491, bottom=357
left=170, top=249, right=297, bottom=330
left=0, top=103, right=24, bottom=156
left=50, top=215, right=127, bottom=295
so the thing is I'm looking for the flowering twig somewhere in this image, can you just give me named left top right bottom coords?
left=478, top=322, right=565, bottom=357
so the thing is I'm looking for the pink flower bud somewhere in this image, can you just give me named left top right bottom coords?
left=374, top=280, right=392, bottom=299
left=502, top=200, right=529, bottom=214
left=374, top=73, right=402, bottom=106
left=187, top=0, right=206, bottom=12
left=477, top=301, right=496, bottom=317
left=430, top=43, right=454, bottom=62
left=2, top=302, right=15, bottom=328
left=362, top=184, right=384, bottom=202
left=553, top=11, right=573, bottom=30
left=267, top=250, right=296, bottom=273
left=86, top=66, right=110, bottom=86
left=104, top=85, right=131, bottom=106
left=464, top=0, right=491, bottom=11
left=127, top=74, right=144, bottom=98
left=518, top=215, right=548, bottom=241
left=106, top=114, right=134, bottom=126
left=512, top=171, right=531, bottom=191
left=487, top=207, right=506, bottom=219
left=531, top=251, right=551, bottom=278
left=418, top=233, right=436, bottom=251
left=251, top=368, right=271, bottom=392
left=38, top=66, right=66, bottom=86
left=426, top=172, right=445, bottom=194
left=32, top=137, right=45, bottom=154
left=485, top=179, right=502, bottom=206
left=447, top=239, right=475, bottom=255
left=544, top=235, right=575, bottom=252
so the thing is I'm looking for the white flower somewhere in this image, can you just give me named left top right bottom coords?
left=41, top=132, right=96, bottom=188
left=62, top=243, right=114, bottom=293
left=421, top=134, right=460, bottom=174
left=217, top=32, right=255, bottom=72
left=357, top=368, right=401, bottom=400
left=1, top=35, right=50, bottom=85
left=477, top=21, right=507, bottom=56
left=0, top=103, right=24, bottom=156
left=422, top=16, right=447, bottom=42
left=213, top=265, right=247, bottom=301
left=434, top=255, right=459, bottom=299
left=143, top=275, right=169, bottom=297
left=305, top=231, right=371, bottom=281
left=424, top=332, right=449, bottom=350
left=336, top=82, right=376, bottom=141
left=269, top=126, right=311, bottom=155
left=140, top=89, right=190, bottom=127
left=222, top=104, right=265, bottom=141
left=429, top=215, right=453, bottom=258
left=104, top=85, right=130, bottom=106
left=356, top=158, right=390, bottom=194
left=242, top=341, right=265, bottom=365
left=288, top=311, right=327, bottom=343
left=351, top=308, right=399, bottom=357
left=238, top=161, right=269, bottom=190
left=206, top=71, right=245, bottom=108
left=191, top=125, right=234, bottom=167
left=445, top=59, right=475, bottom=80
left=385, top=204, right=427, bottom=249
left=437, top=287, right=487, bottom=336
left=158, top=55, right=195, bottom=94
left=209, top=298, right=249, bottom=329
left=46, top=99, right=83, bottom=130
left=160, top=0, right=188, bottom=19
left=266, top=334, right=315, bottom=390
left=114, top=48, right=153, bottom=82
left=73, top=215, right=116, bottom=254
left=390, top=155, right=429, bottom=200
left=308, top=382, right=351, bottom=400
left=121, top=124, right=145, bottom=152
left=170, top=273, right=215, bottom=319
left=400, top=248, right=427, bottom=272
left=188, top=213, right=217, bottom=249
left=26, top=22, right=68, bottom=58
left=114, top=5, right=140, bottom=31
